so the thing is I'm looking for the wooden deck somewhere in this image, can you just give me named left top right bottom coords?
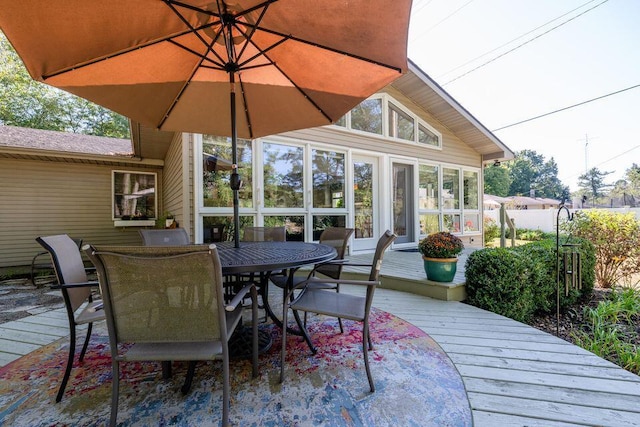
left=2, top=250, right=640, bottom=426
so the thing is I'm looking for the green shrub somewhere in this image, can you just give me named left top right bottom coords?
left=465, top=248, right=536, bottom=322
left=515, top=237, right=595, bottom=312
left=567, top=210, right=640, bottom=288
left=465, top=237, right=596, bottom=320
left=483, top=216, right=500, bottom=245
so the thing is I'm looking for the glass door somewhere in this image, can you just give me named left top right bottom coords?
left=392, top=163, right=415, bottom=244
left=352, top=155, right=378, bottom=251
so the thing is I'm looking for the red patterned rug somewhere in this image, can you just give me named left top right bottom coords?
left=0, top=309, right=471, bottom=426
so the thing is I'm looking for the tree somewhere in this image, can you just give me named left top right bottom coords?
left=0, top=32, right=129, bottom=138
left=578, top=167, right=613, bottom=205
left=484, top=164, right=511, bottom=196
left=506, top=149, right=570, bottom=200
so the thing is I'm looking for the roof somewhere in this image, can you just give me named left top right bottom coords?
left=391, top=60, right=515, bottom=163
left=0, top=124, right=132, bottom=156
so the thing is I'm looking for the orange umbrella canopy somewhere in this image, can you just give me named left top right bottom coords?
left=0, top=0, right=412, bottom=138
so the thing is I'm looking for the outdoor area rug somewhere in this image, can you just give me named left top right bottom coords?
left=0, top=309, right=471, bottom=426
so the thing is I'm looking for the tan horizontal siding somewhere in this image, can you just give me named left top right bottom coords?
left=0, top=158, right=162, bottom=268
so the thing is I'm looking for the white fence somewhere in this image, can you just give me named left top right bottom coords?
left=484, top=207, right=640, bottom=233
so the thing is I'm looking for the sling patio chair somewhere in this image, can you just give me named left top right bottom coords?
left=35, top=234, right=104, bottom=403
left=280, top=230, right=397, bottom=393
left=138, top=227, right=190, bottom=246
left=270, top=226, right=355, bottom=331
left=85, top=244, right=258, bottom=427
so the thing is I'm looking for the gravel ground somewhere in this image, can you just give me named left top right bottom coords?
left=0, top=275, right=64, bottom=324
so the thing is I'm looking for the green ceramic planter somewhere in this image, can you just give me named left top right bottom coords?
left=422, top=256, right=458, bottom=282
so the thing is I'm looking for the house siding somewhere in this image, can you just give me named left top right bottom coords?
left=161, top=132, right=194, bottom=241
left=0, top=157, right=162, bottom=269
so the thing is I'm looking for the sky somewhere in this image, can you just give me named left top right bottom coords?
left=407, top=0, right=640, bottom=192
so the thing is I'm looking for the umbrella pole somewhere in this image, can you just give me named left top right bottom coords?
left=230, top=72, right=241, bottom=248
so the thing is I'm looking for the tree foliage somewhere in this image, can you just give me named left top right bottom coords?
left=577, top=167, right=613, bottom=205
left=483, top=164, right=511, bottom=196
left=0, top=32, right=129, bottom=138
left=501, top=149, right=570, bottom=200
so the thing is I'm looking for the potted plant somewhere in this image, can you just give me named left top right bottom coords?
left=418, top=232, right=464, bottom=282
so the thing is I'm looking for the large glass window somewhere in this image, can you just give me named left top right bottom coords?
left=442, top=168, right=460, bottom=210
left=351, top=98, right=382, bottom=134
left=202, top=135, right=252, bottom=208
left=389, top=103, right=414, bottom=142
left=354, top=160, right=374, bottom=239
left=418, top=164, right=439, bottom=209
left=263, top=215, right=305, bottom=241
left=312, top=215, right=347, bottom=240
left=312, top=149, right=345, bottom=209
left=202, top=215, right=253, bottom=243
left=420, top=213, right=439, bottom=235
left=263, top=142, right=304, bottom=208
left=464, top=170, right=479, bottom=209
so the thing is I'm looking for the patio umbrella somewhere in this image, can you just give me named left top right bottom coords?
left=0, top=0, right=412, bottom=247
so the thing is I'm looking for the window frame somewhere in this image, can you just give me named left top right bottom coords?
left=112, top=170, right=157, bottom=226
left=331, top=93, right=442, bottom=149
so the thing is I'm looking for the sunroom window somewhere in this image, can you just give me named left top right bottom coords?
left=334, top=94, right=441, bottom=148
left=351, top=98, right=382, bottom=134
left=418, top=124, right=439, bottom=146
left=202, top=135, right=253, bottom=208
left=389, top=103, right=414, bottom=141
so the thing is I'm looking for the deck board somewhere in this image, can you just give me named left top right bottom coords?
left=2, top=250, right=640, bottom=426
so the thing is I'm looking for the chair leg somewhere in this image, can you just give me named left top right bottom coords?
left=363, top=323, right=375, bottom=393
left=280, top=303, right=289, bottom=384
left=181, top=361, right=197, bottom=394
left=338, top=318, right=344, bottom=334
left=110, top=359, right=120, bottom=427
left=56, top=326, right=76, bottom=402
left=222, top=350, right=230, bottom=427
left=78, top=322, right=92, bottom=361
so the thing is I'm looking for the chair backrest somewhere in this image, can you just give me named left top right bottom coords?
left=368, top=230, right=397, bottom=282
left=85, top=244, right=226, bottom=348
left=36, top=234, right=90, bottom=312
left=315, top=227, right=355, bottom=279
left=139, top=228, right=190, bottom=246
left=242, top=226, right=286, bottom=242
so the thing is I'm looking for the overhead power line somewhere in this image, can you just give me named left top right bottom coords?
left=443, top=0, right=609, bottom=85
left=437, top=0, right=600, bottom=80
left=410, top=0, right=476, bottom=41
left=492, top=83, right=640, bottom=132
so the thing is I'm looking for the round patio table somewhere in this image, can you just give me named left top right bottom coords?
left=216, top=241, right=337, bottom=355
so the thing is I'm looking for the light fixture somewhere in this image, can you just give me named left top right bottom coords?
left=493, top=160, right=501, bottom=167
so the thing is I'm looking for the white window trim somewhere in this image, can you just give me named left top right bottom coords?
left=328, top=93, right=442, bottom=149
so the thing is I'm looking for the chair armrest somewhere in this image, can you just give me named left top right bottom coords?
left=225, top=283, right=256, bottom=312
left=293, top=277, right=380, bottom=290
left=50, top=280, right=100, bottom=290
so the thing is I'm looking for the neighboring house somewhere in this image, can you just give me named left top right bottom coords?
left=0, top=60, right=514, bottom=270
left=484, top=194, right=561, bottom=210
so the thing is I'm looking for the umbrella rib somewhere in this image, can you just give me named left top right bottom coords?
left=237, top=76, right=254, bottom=140
left=234, top=2, right=271, bottom=63
left=164, top=0, right=228, bottom=68
left=41, top=23, right=219, bottom=80
left=157, top=38, right=219, bottom=130
left=167, top=39, right=225, bottom=70
left=256, top=27, right=404, bottom=74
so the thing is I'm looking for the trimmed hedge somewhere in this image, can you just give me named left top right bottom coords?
left=465, top=248, right=537, bottom=322
left=465, top=237, right=596, bottom=322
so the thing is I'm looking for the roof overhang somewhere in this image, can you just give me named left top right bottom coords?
left=130, top=121, right=177, bottom=160
left=391, top=59, right=514, bottom=163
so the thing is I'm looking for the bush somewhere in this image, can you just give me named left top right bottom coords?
left=465, top=238, right=596, bottom=320
left=567, top=210, right=640, bottom=288
left=513, top=237, right=595, bottom=312
left=465, top=248, right=537, bottom=322
left=483, top=216, right=500, bottom=245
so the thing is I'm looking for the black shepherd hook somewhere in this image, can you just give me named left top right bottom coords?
left=556, top=201, right=574, bottom=336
